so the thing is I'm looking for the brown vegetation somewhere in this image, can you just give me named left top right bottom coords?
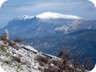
left=13, top=38, right=23, bottom=43
left=42, top=48, right=93, bottom=72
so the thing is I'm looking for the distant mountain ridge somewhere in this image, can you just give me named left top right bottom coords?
left=16, top=12, right=83, bottom=20
left=23, top=29, right=96, bottom=63
left=0, top=12, right=96, bottom=39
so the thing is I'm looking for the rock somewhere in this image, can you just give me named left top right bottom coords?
left=9, top=40, right=16, bottom=46
left=3, top=29, right=9, bottom=40
left=20, top=58, right=26, bottom=64
left=12, top=54, right=21, bottom=62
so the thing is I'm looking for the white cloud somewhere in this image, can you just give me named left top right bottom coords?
left=36, top=12, right=83, bottom=20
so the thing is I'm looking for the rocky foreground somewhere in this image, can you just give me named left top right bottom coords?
left=0, top=37, right=91, bottom=72
left=0, top=38, right=62, bottom=72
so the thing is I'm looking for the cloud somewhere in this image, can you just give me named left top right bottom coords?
left=36, top=12, right=83, bottom=20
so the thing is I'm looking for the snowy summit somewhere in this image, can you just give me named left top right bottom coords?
left=36, top=12, right=83, bottom=20
left=17, top=12, right=83, bottom=20
left=17, top=15, right=34, bottom=20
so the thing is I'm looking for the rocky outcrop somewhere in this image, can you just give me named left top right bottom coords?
left=0, top=30, right=89, bottom=72
left=3, top=29, right=9, bottom=40
left=0, top=37, right=61, bottom=72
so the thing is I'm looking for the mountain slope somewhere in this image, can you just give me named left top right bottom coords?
left=0, top=36, right=93, bottom=72
left=0, top=37, right=61, bottom=72
left=0, top=34, right=91, bottom=72
left=23, top=29, right=96, bottom=63
left=1, top=12, right=96, bottom=39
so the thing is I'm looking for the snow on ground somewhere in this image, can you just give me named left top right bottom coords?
left=0, top=39, right=62, bottom=72
left=0, top=39, right=94, bottom=72
left=0, top=40, right=41, bottom=72
left=0, top=65, right=6, bottom=72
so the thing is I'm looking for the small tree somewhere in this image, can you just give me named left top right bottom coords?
left=57, top=48, right=93, bottom=72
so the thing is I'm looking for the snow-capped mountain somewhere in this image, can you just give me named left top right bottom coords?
left=0, top=12, right=96, bottom=39
left=16, top=12, right=83, bottom=20
left=0, top=12, right=96, bottom=72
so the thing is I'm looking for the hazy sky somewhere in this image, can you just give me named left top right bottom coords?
left=0, top=0, right=96, bottom=28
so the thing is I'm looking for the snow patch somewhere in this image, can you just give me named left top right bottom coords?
left=22, top=45, right=38, bottom=53
left=55, top=26, right=70, bottom=33
left=17, top=15, right=34, bottom=20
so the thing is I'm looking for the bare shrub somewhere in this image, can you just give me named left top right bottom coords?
left=51, top=59, right=62, bottom=66
left=14, top=38, right=23, bottom=43
left=44, top=66, right=59, bottom=72
left=36, top=55, right=49, bottom=65
left=43, top=48, right=92, bottom=72
left=58, top=48, right=93, bottom=72
left=8, top=40, right=16, bottom=46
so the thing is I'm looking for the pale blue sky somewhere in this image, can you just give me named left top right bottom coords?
left=0, top=0, right=96, bottom=28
